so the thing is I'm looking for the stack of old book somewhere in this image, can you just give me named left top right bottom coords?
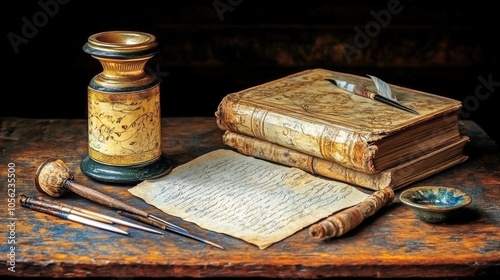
left=215, top=68, right=469, bottom=191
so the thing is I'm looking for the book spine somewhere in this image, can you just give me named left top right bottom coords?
left=216, top=95, right=378, bottom=174
left=222, top=131, right=388, bottom=190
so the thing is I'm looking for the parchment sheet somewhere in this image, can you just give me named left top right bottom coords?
left=129, top=149, right=369, bottom=249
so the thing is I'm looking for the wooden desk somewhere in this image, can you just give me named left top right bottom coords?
left=1, top=117, right=499, bottom=278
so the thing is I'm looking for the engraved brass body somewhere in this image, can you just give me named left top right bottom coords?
left=81, top=31, right=171, bottom=184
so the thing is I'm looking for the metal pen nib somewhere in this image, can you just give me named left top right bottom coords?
left=325, top=78, right=419, bottom=115
left=372, top=93, right=420, bottom=115
left=147, top=214, right=188, bottom=234
left=118, top=210, right=224, bottom=250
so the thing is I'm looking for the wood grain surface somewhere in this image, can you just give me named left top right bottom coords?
left=0, top=117, right=499, bottom=278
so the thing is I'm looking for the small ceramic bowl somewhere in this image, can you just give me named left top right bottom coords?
left=399, top=186, right=472, bottom=223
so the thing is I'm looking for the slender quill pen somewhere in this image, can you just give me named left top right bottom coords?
left=118, top=210, right=225, bottom=250
left=29, top=195, right=165, bottom=235
left=325, top=75, right=419, bottom=115
left=20, top=194, right=129, bottom=235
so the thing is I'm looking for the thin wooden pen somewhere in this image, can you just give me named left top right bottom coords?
left=20, top=195, right=129, bottom=235
left=35, top=158, right=188, bottom=234
left=21, top=195, right=112, bottom=224
left=33, top=195, right=165, bottom=235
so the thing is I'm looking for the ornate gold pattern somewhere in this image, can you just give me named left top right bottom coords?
left=87, top=86, right=161, bottom=166
left=84, top=31, right=163, bottom=167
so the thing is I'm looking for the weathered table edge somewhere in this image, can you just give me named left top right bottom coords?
left=1, top=117, right=499, bottom=278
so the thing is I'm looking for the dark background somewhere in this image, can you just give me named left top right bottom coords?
left=3, top=0, right=499, bottom=145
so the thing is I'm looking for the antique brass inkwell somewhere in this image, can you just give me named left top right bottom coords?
left=80, top=31, right=172, bottom=184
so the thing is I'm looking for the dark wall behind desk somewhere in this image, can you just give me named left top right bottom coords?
left=4, top=0, right=499, bottom=145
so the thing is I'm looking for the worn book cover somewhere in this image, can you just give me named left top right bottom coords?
left=223, top=131, right=469, bottom=190
left=215, top=68, right=463, bottom=174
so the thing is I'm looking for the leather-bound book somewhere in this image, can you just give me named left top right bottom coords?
left=215, top=68, right=463, bottom=174
left=222, top=131, right=469, bottom=190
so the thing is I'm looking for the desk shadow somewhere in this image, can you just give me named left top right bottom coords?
left=439, top=207, right=482, bottom=225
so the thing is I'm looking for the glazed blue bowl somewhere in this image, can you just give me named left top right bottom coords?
left=399, top=186, right=472, bottom=223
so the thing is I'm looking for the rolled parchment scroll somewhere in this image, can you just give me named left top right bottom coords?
left=309, top=187, right=394, bottom=240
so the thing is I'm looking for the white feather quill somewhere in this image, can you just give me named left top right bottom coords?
left=367, top=75, right=398, bottom=102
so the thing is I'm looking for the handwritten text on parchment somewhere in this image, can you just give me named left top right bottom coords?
left=129, top=149, right=368, bottom=249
